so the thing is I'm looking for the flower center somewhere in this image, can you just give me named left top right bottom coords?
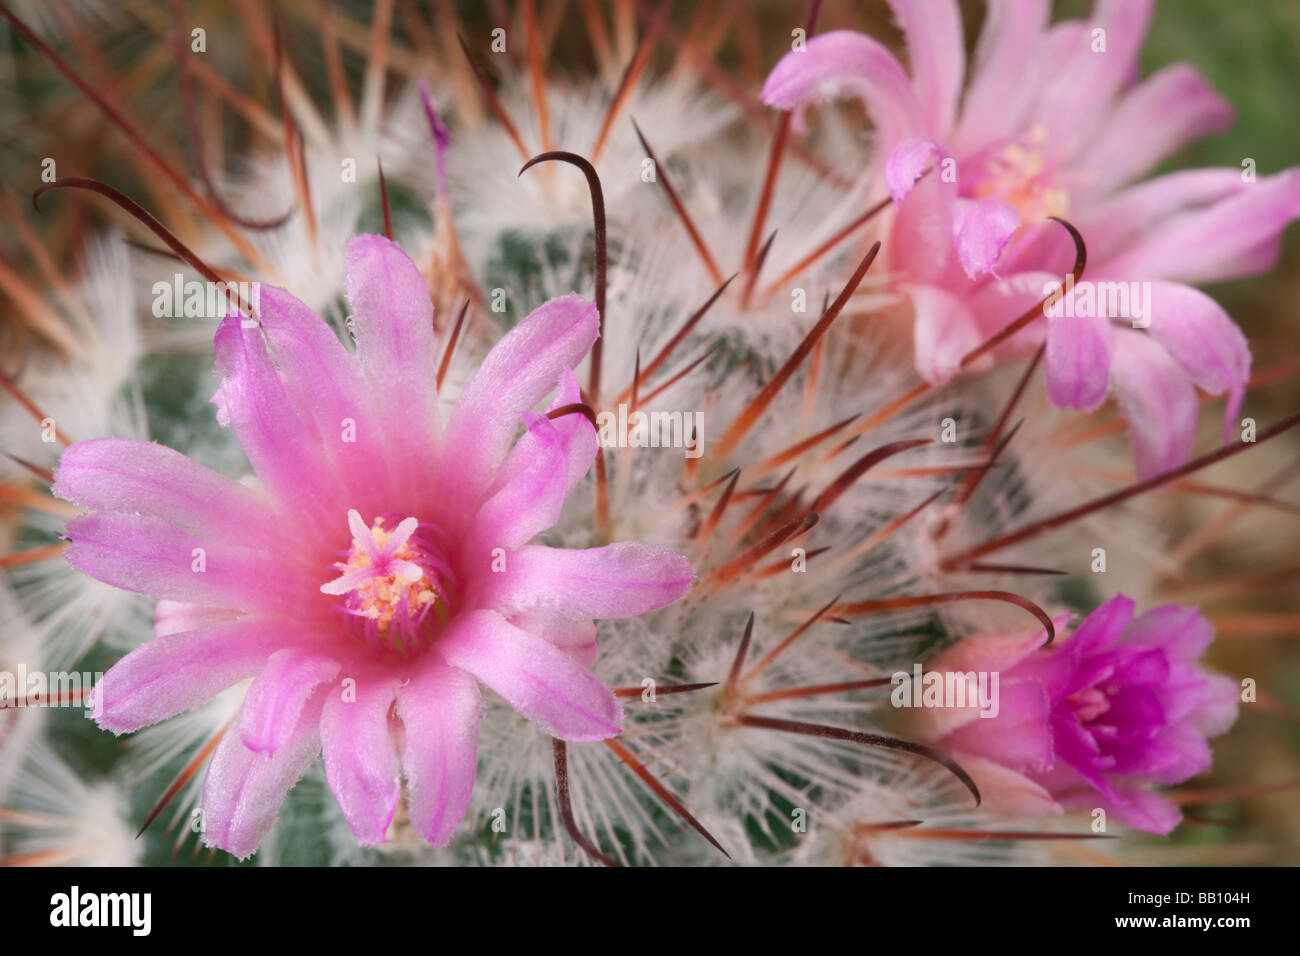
left=321, top=509, right=458, bottom=656
left=1067, top=686, right=1111, bottom=724
left=968, top=124, right=1070, bottom=224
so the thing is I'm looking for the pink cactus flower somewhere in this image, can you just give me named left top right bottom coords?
left=762, top=0, right=1300, bottom=477
left=921, top=595, right=1239, bottom=834
left=54, top=235, right=693, bottom=858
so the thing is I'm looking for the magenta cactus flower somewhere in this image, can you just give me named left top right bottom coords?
left=762, top=0, right=1300, bottom=477
left=52, top=235, right=693, bottom=858
left=921, top=595, right=1239, bottom=834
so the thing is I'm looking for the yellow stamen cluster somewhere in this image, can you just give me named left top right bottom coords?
left=972, top=124, right=1070, bottom=224
left=342, top=519, right=442, bottom=637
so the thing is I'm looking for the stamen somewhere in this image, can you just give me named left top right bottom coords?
left=321, top=510, right=456, bottom=656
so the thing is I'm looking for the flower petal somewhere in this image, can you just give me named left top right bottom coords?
left=943, top=680, right=1054, bottom=773
left=496, top=367, right=597, bottom=496
left=510, top=613, right=599, bottom=668
left=1109, top=329, right=1199, bottom=478
left=1144, top=282, right=1250, bottom=430
left=959, top=755, right=1063, bottom=820
left=471, top=414, right=567, bottom=553
left=1031, top=0, right=1154, bottom=145
left=888, top=153, right=961, bottom=285
left=239, top=647, right=341, bottom=755
left=344, top=234, right=439, bottom=458
left=548, top=367, right=600, bottom=491
left=884, top=138, right=941, bottom=205
left=53, top=438, right=277, bottom=545
left=437, top=609, right=622, bottom=741
left=257, top=284, right=394, bottom=513
left=1068, top=594, right=1137, bottom=659
left=396, top=658, right=481, bottom=847
left=441, top=294, right=599, bottom=512
left=153, top=600, right=242, bottom=638
left=952, top=198, right=1021, bottom=279
left=1101, top=169, right=1300, bottom=284
left=1098, top=782, right=1182, bottom=835
left=886, top=0, right=964, bottom=137
left=1075, top=169, right=1246, bottom=265
left=908, top=283, right=980, bottom=385
left=94, top=617, right=287, bottom=734
left=1044, top=309, right=1115, bottom=412
left=930, top=621, right=1064, bottom=679
left=1191, top=673, right=1240, bottom=738
left=477, top=542, right=693, bottom=621
left=760, top=30, right=925, bottom=143
left=1076, top=63, right=1234, bottom=197
left=213, top=313, right=338, bottom=530
left=964, top=270, right=1059, bottom=357
left=202, top=689, right=325, bottom=859
left=951, top=0, right=1050, bottom=155
left=64, top=512, right=323, bottom=618
left=320, top=671, right=403, bottom=845
left=1120, top=603, right=1212, bottom=661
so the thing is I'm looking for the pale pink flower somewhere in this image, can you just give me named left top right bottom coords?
left=55, top=235, right=693, bottom=858
left=763, top=0, right=1300, bottom=476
